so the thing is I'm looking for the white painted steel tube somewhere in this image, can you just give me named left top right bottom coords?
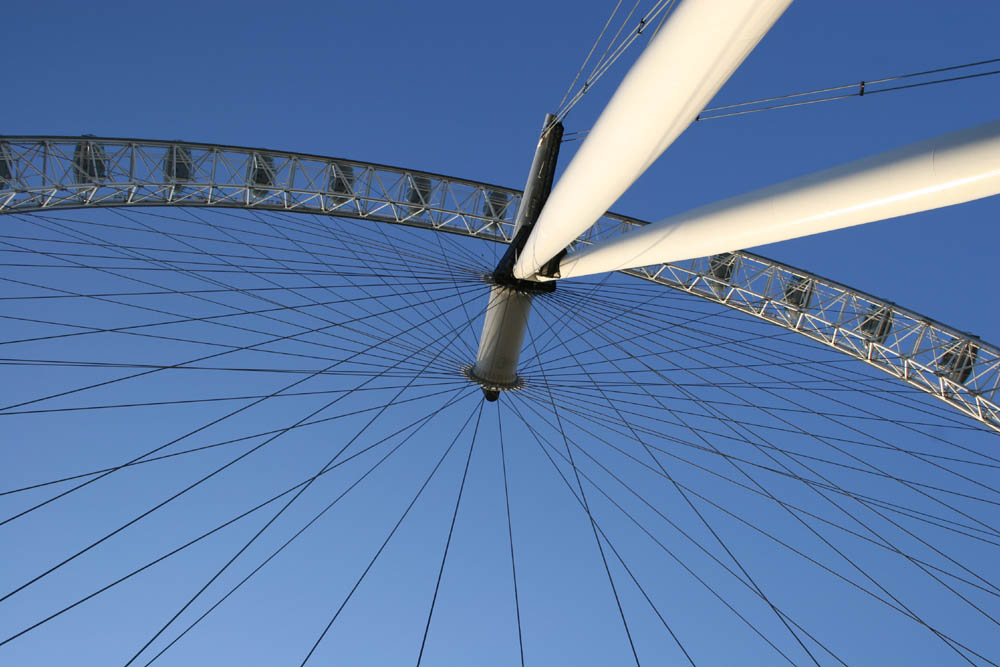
left=558, top=119, right=1000, bottom=278
left=512, top=0, right=793, bottom=280
left=471, top=286, right=533, bottom=387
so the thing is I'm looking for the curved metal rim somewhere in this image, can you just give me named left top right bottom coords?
left=2, top=135, right=997, bottom=432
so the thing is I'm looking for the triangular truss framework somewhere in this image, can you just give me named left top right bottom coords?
left=2, top=136, right=997, bottom=431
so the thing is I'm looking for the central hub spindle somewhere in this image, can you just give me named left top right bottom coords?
left=468, top=114, right=563, bottom=400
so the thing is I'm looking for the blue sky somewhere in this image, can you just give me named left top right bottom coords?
left=3, top=1, right=1000, bottom=665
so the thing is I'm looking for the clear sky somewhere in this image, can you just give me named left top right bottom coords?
left=3, top=1, right=1000, bottom=665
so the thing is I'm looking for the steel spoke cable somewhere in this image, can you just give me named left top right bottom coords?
left=185, top=206, right=483, bottom=363
left=521, top=383, right=1000, bottom=592
left=491, top=371, right=924, bottom=392
left=0, top=256, right=491, bottom=421
left=553, top=283, right=901, bottom=386
left=14, top=208, right=482, bottom=284
left=0, top=359, right=468, bottom=385
left=414, top=400, right=484, bottom=667
left=536, top=367, right=998, bottom=436
left=6, top=291, right=486, bottom=638
left=0, top=283, right=467, bottom=375
left=3, top=295, right=478, bottom=530
left=132, top=207, right=474, bottom=363
left=511, top=383, right=993, bottom=663
left=0, top=260, right=481, bottom=281
left=544, top=286, right=1000, bottom=467
left=553, top=0, right=679, bottom=126
left=516, top=385, right=997, bottom=598
left=520, top=379, right=1000, bottom=490
left=564, top=386, right=1000, bottom=536
left=518, top=378, right=1000, bottom=545
left=507, top=393, right=822, bottom=666
left=520, top=308, right=642, bottom=666
left=297, top=397, right=483, bottom=667
left=0, top=276, right=484, bottom=561
left=11, top=205, right=486, bottom=280
left=14, top=210, right=484, bottom=330
left=293, top=209, right=493, bottom=278
left=0, top=278, right=468, bottom=358
left=558, top=0, right=626, bottom=110
left=278, top=207, right=490, bottom=274
left=508, top=395, right=698, bottom=666
left=122, top=325, right=482, bottom=667
left=143, top=388, right=478, bottom=666
left=516, top=271, right=624, bottom=372
left=0, top=258, right=485, bottom=399
left=527, top=299, right=825, bottom=664
left=428, top=225, right=485, bottom=360
left=599, top=300, right=1000, bottom=530
left=0, top=281, right=478, bottom=414
left=496, top=402, right=526, bottom=667
left=0, top=240, right=476, bottom=279
left=262, top=209, right=484, bottom=344
left=0, top=275, right=479, bottom=302
left=503, top=394, right=800, bottom=666
left=519, top=282, right=811, bottom=375
left=586, top=1, right=643, bottom=96
left=562, top=55, right=1000, bottom=138
left=0, top=381, right=470, bottom=498
left=696, top=57, right=1000, bottom=121
left=280, top=208, right=481, bottom=365
left=538, top=300, right=1000, bottom=648
left=0, top=290, right=472, bottom=380
left=0, top=242, right=480, bottom=365
left=511, top=399, right=1000, bottom=645
left=2, top=355, right=396, bottom=603
left=537, top=340, right=995, bottom=471
left=507, top=392, right=987, bottom=662
left=240, top=206, right=488, bottom=278
left=666, top=477, right=997, bottom=664
left=28, top=211, right=474, bottom=370
left=518, top=383, right=1000, bottom=547
left=1, top=385, right=475, bottom=651
left=538, top=292, right=1000, bottom=594
left=16, top=207, right=486, bottom=280
left=544, top=287, right=894, bottom=387
left=0, top=376, right=466, bottom=418
left=531, top=300, right=996, bottom=641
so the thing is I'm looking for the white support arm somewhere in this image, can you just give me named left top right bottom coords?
left=512, top=0, right=794, bottom=280
left=558, top=119, right=1000, bottom=279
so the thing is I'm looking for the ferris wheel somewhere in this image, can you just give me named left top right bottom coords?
left=2, top=1, right=1000, bottom=665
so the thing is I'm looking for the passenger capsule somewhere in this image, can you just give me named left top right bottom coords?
left=406, top=174, right=431, bottom=217
left=484, top=190, right=509, bottom=221
left=860, top=305, right=893, bottom=344
left=248, top=153, right=275, bottom=198
left=708, top=253, right=736, bottom=297
left=163, top=144, right=193, bottom=185
left=782, top=275, right=813, bottom=310
left=938, top=340, right=978, bottom=384
left=0, top=142, right=11, bottom=188
left=73, top=137, right=107, bottom=184
left=328, top=162, right=355, bottom=206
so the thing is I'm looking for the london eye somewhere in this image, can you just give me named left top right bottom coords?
left=2, top=2, right=1000, bottom=665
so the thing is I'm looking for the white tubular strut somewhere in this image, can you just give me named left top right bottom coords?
left=512, top=0, right=794, bottom=280
left=470, top=288, right=534, bottom=391
left=559, top=119, right=1000, bottom=278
